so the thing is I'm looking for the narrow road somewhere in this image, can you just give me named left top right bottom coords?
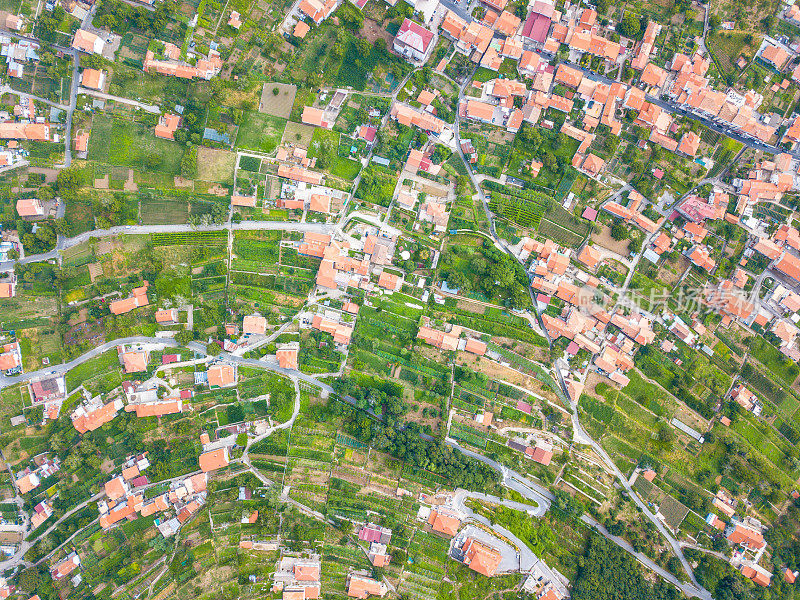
left=76, top=88, right=160, bottom=114
left=6, top=221, right=335, bottom=271
left=553, top=362, right=711, bottom=598
left=0, top=85, right=68, bottom=110
left=62, top=49, right=80, bottom=167
left=581, top=515, right=712, bottom=600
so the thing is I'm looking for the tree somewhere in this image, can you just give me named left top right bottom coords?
left=18, top=567, right=40, bottom=592
left=181, top=146, right=198, bottom=178
left=610, top=221, right=629, bottom=241
left=207, top=341, right=222, bottom=355
left=175, top=329, right=193, bottom=345
left=553, top=489, right=583, bottom=517
left=619, top=12, right=641, bottom=38
left=56, top=167, right=83, bottom=195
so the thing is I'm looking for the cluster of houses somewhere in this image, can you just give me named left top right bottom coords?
left=267, top=548, right=388, bottom=599
left=143, top=41, right=223, bottom=81
left=268, top=549, right=388, bottom=599
left=416, top=493, right=567, bottom=598
left=67, top=345, right=231, bottom=434
left=14, top=454, right=59, bottom=497
left=268, top=145, right=347, bottom=215
left=517, top=235, right=654, bottom=387
left=0, top=94, right=54, bottom=144
left=416, top=318, right=488, bottom=356
left=99, top=455, right=208, bottom=537
left=357, top=0, right=800, bottom=186
left=704, top=488, right=778, bottom=586
left=397, top=148, right=453, bottom=234
left=91, top=430, right=234, bottom=541
left=299, top=227, right=404, bottom=297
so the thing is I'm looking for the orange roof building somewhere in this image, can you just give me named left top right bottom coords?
left=208, top=364, right=236, bottom=387
left=80, top=68, right=105, bottom=90
left=0, top=123, right=50, bottom=140
left=276, top=342, right=299, bottom=370
left=125, top=398, right=183, bottom=417
left=104, top=476, right=128, bottom=500
left=16, top=198, right=44, bottom=217
left=554, top=64, right=583, bottom=88
left=155, top=114, right=181, bottom=140
left=72, top=29, right=103, bottom=54
left=725, top=521, right=766, bottom=550
left=298, top=0, right=337, bottom=23
left=577, top=244, right=602, bottom=269
left=75, top=131, right=89, bottom=153
left=346, top=572, right=387, bottom=599
left=302, top=106, right=331, bottom=129
left=155, top=309, right=178, bottom=324
left=72, top=399, right=123, bottom=433
left=776, top=251, right=800, bottom=283
left=110, top=286, right=150, bottom=315
left=16, top=472, right=40, bottom=494
left=121, top=350, right=149, bottom=373
left=51, top=553, right=81, bottom=579
left=677, top=131, right=701, bottom=156
left=762, top=44, right=789, bottom=69
left=294, top=21, right=310, bottom=38
left=199, top=447, right=229, bottom=472
left=427, top=507, right=461, bottom=536
left=378, top=271, right=401, bottom=291
left=461, top=537, right=502, bottom=577
left=242, top=314, right=267, bottom=335
left=741, top=564, right=772, bottom=587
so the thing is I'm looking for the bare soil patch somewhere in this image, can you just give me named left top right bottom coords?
left=363, top=18, right=394, bottom=46
left=259, top=82, right=297, bottom=118
left=94, top=174, right=109, bottom=189
left=124, top=169, right=138, bottom=192
left=592, top=224, right=630, bottom=254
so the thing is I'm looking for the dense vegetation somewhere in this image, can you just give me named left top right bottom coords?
left=439, top=239, right=531, bottom=309
left=572, top=535, right=681, bottom=600
left=331, top=375, right=500, bottom=490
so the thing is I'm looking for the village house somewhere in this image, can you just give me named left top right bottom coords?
left=393, top=18, right=435, bottom=64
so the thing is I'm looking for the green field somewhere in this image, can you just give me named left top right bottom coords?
left=706, top=31, right=759, bottom=79
left=235, top=112, right=287, bottom=153
left=88, top=116, right=186, bottom=175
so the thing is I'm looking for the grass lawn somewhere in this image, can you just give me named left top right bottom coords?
left=196, top=147, right=236, bottom=184
left=258, top=82, right=297, bottom=118
left=308, top=128, right=362, bottom=181
left=308, top=128, right=340, bottom=158
left=749, top=335, right=799, bottom=385
left=330, top=157, right=361, bottom=180
left=66, top=349, right=122, bottom=392
left=140, top=196, right=196, bottom=225
left=88, top=115, right=185, bottom=175
left=235, top=112, right=287, bottom=153
left=64, top=196, right=95, bottom=236
left=282, top=121, right=316, bottom=147
left=107, top=62, right=189, bottom=105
